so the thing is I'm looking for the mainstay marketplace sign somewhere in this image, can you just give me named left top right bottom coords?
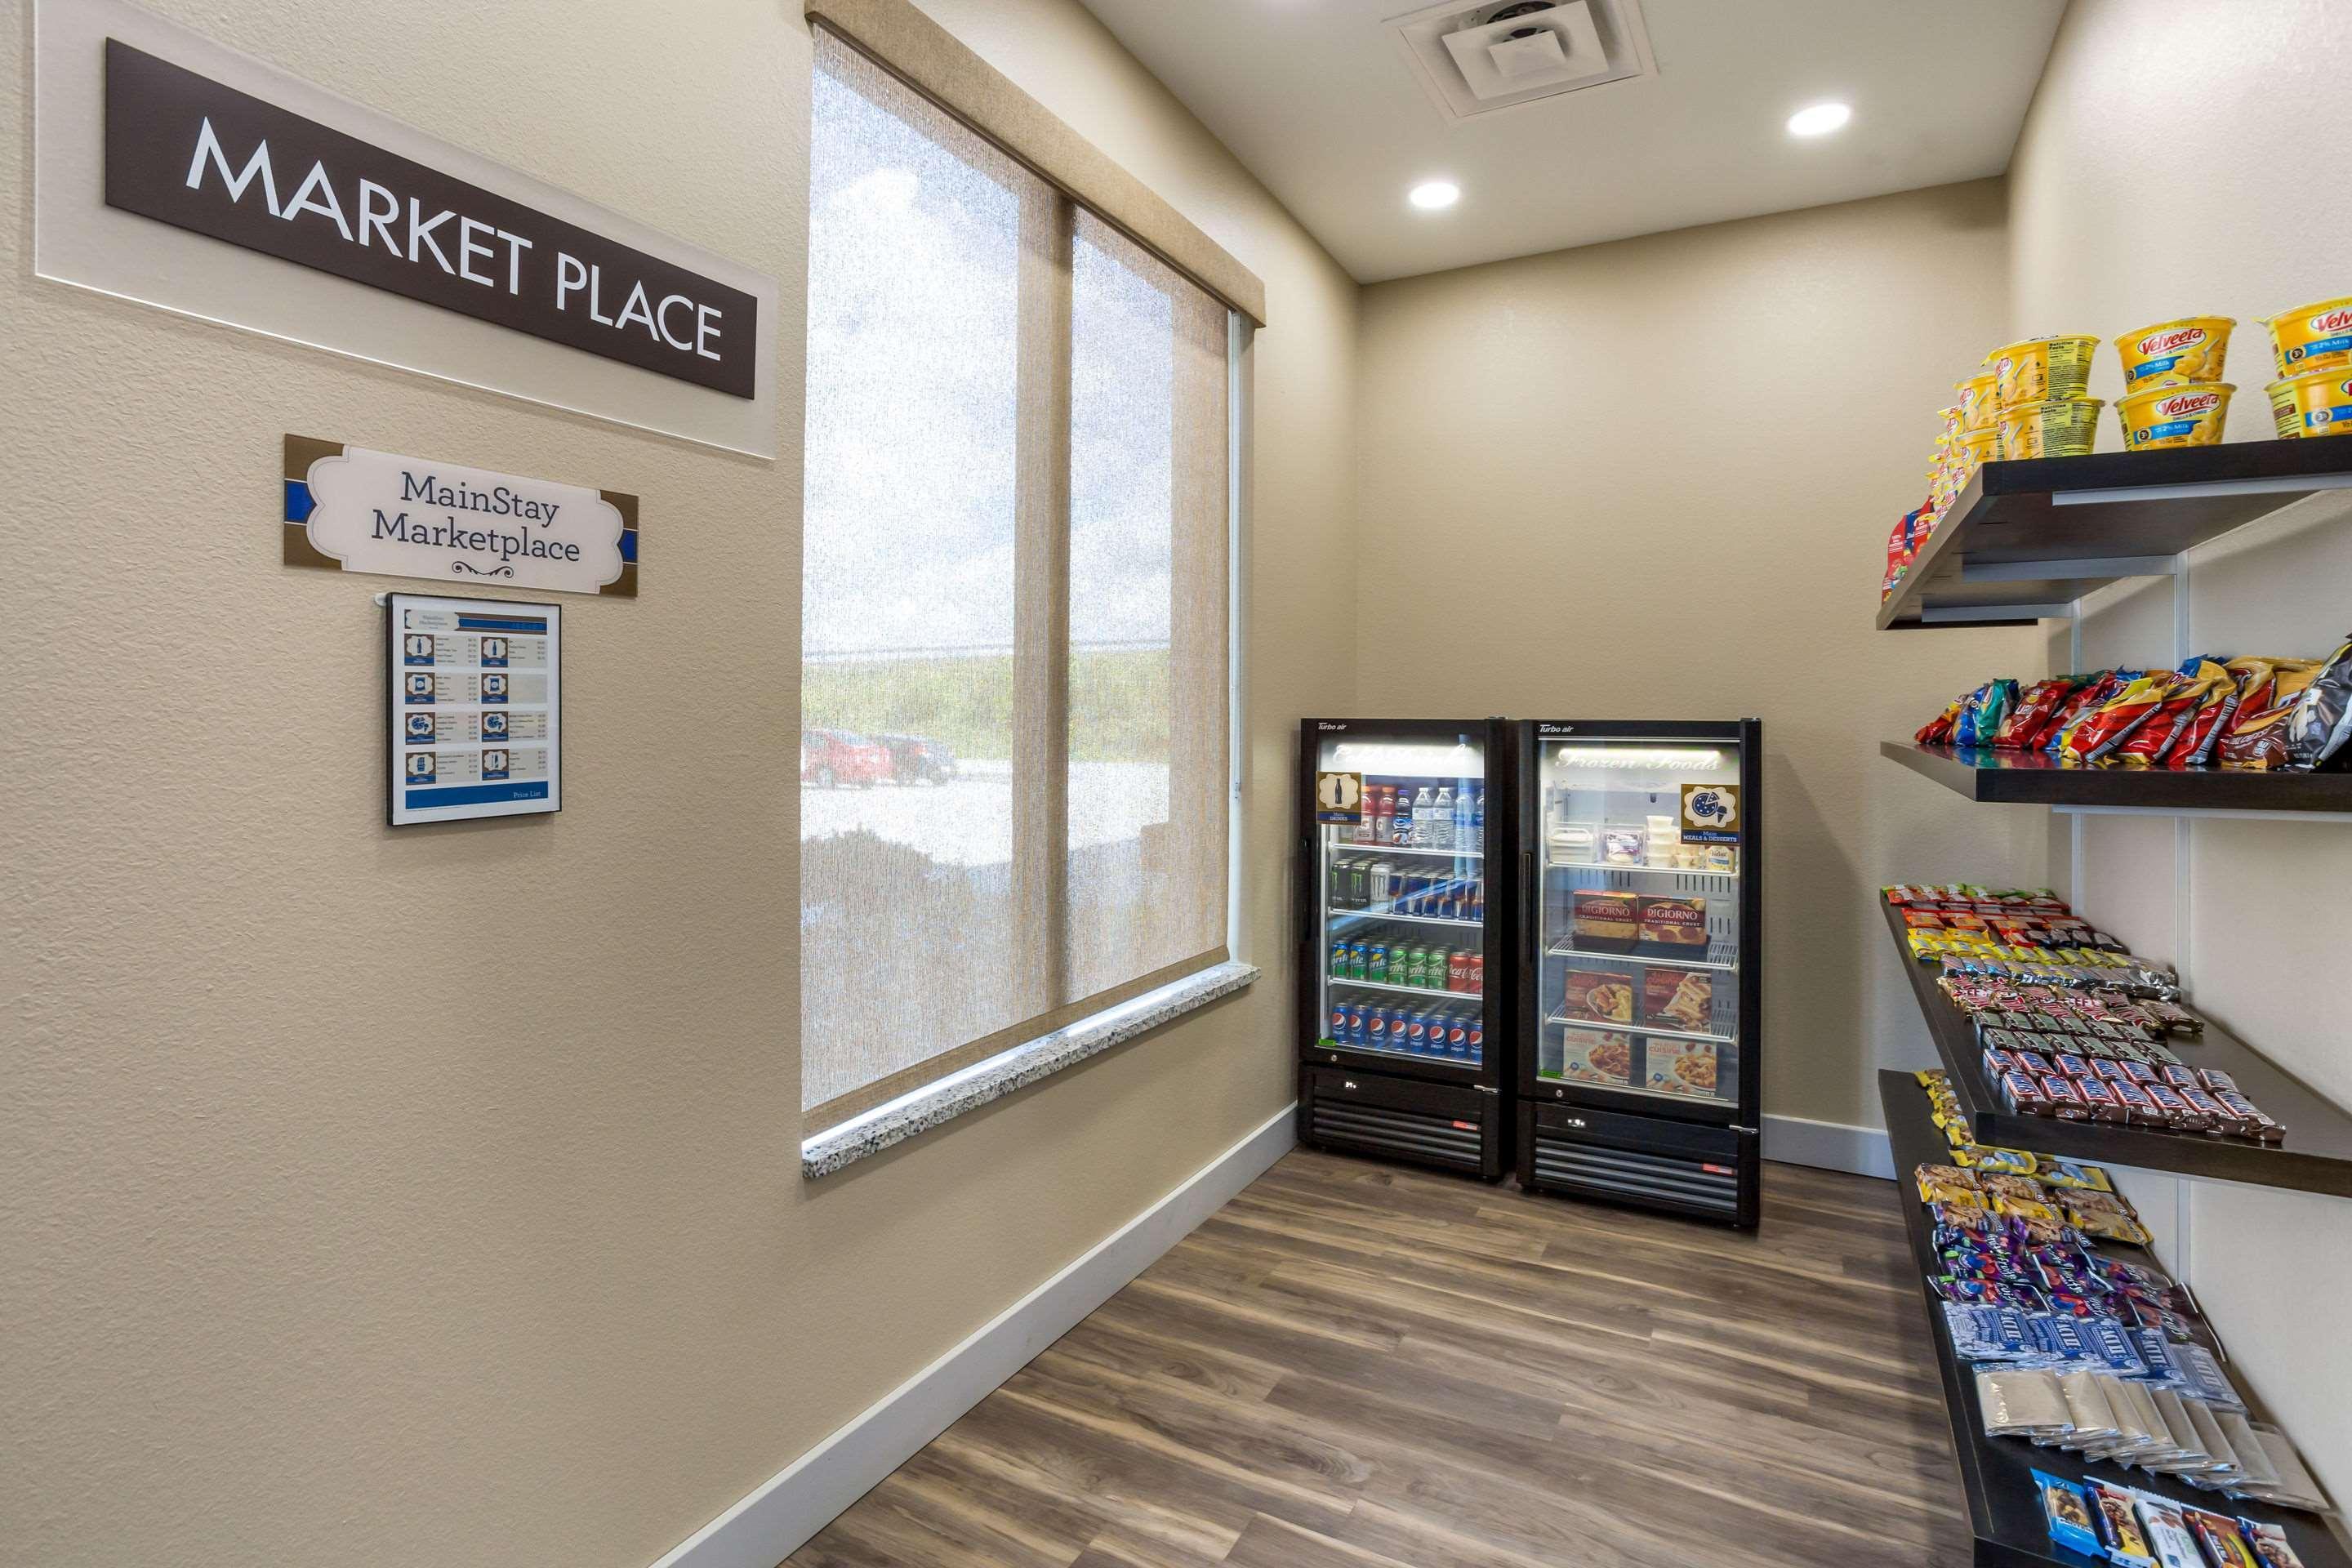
left=103, top=41, right=758, bottom=399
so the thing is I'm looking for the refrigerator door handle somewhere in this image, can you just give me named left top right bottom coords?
left=1521, top=849, right=1536, bottom=963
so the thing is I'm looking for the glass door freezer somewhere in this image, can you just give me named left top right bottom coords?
left=1296, top=717, right=1510, bottom=1181
left=1513, top=719, right=1762, bottom=1227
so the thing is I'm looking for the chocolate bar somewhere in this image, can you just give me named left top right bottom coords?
left=2040, top=1074, right=2087, bottom=1120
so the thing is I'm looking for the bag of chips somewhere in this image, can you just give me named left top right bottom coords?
left=1955, top=679, right=2020, bottom=747
left=2116, top=658, right=2232, bottom=765
left=2065, top=671, right=2184, bottom=763
left=2167, top=657, right=2247, bottom=768
left=1994, top=678, right=2080, bottom=750
left=1917, top=691, right=1967, bottom=746
left=2218, top=657, right=2321, bottom=770
left=2047, top=671, right=2132, bottom=755
left=2284, top=635, right=2352, bottom=771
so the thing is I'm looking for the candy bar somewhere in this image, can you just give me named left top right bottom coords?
left=2053, top=1053, right=2093, bottom=1078
left=2039, top=1073, right=2087, bottom=1120
left=2075, top=1076, right=2127, bottom=1122
left=2144, top=1083, right=2197, bottom=1128
left=2176, top=1087, right=2233, bottom=1135
left=2213, top=1091, right=2284, bottom=1143
left=2002, top=1071, right=2052, bottom=1115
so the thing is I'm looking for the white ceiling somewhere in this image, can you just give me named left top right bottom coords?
left=1078, top=0, right=2068, bottom=283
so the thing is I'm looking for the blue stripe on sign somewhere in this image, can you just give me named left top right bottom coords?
left=405, top=780, right=550, bottom=809
left=283, top=480, right=314, bottom=523
left=453, top=615, right=549, bottom=633
left=618, top=528, right=636, bottom=564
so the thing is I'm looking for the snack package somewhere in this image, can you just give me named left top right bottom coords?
left=2066, top=670, right=2185, bottom=763
left=1918, top=691, right=1968, bottom=746
left=1560, top=969, right=1635, bottom=1024
left=2170, top=657, right=2249, bottom=768
left=2090, top=1480, right=2157, bottom=1565
left=2239, top=1424, right=2335, bottom=1513
left=1956, top=679, right=2020, bottom=747
left=2139, top=1496, right=2208, bottom=1568
left=2237, top=1521, right=2305, bottom=1568
left=1995, top=678, right=2082, bottom=750
left=2032, top=1470, right=2101, bottom=1557
left=2220, top=659, right=2323, bottom=769
left=2118, top=658, right=2233, bottom=765
left=2283, top=635, right=2352, bottom=771
left=2185, top=1509, right=2261, bottom=1568
left=2047, top=670, right=2133, bottom=755
left=1643, top=1037, right=1721, bottom=1098
left=1981, top=1367, right=2070, bottom=1437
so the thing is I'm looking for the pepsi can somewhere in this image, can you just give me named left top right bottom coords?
left=1363, top=1006, right=1389, bottom=1049
left=1445, top=1010, right=1470, bottom=1059
left=1335, top=1000, right=1361, bottom=1045
left=1466, top=1013, right=1483, bottom=1062
left=1328, top=1000, right=1350, bottom=1042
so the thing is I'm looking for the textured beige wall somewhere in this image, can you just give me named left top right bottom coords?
left=0, top=1, right=1356, bottom=1564
left=1353, top=180, right=2047, bottom=1129
left=2008, top=0, right=2352, bottom=1502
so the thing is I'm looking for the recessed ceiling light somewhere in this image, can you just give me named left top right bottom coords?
left=1786, top=102, right=1852, bottom=138
left=1408, top=180, right=1460, bottom=212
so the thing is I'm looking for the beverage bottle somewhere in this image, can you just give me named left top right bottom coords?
left=1468, top=787, right=1484, bottom=846
left=1392, top=788, right=1413, bottom=849
left=1411, top=786, right=1436, bottom=846
left=1430, top=786, right=1454, bottom=850
left=1353, top=793, right=1373, bottom=844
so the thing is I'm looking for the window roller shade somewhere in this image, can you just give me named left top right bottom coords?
left=804, top=0, right=1267, bottom=328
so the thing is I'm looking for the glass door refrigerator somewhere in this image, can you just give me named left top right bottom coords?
left=1296, top=718, right=1509, bottom=1181
left=1514, top=719, right=1762, bottom=1227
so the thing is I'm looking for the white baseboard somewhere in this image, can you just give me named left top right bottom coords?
left=1761, top=1111, right=1895, bottom=1181
left=648, top=1103, right=1298, bottom=1568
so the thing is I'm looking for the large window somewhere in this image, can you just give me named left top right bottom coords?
left=800, top=29, right=1232, bottom=1132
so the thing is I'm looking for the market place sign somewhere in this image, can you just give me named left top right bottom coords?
left=103, top=41, right=756, bottom=399
left=284, top=435, right=639, bottom=599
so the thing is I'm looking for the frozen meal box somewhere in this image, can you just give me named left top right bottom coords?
left=1644, top=1037, right=1722, bottom=1098
left=1561, top=969, right=1636, bottom=1024
left=1570, top=890, right=1640, bottom=950
left=1637, top=895, right=1707, bottom=951
left=1554, top=1028, right=1633, bottom=1086
left=1642, top=969, right=1713, bottom=1032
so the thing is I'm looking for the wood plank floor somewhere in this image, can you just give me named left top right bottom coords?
left=789, top=1153, right=1972, bottom=1568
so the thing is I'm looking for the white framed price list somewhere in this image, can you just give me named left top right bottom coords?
left=385, top=593, right=561, bottom=826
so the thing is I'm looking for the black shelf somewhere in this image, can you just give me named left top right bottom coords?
left=1880, top=900, right=2352, bottom=1196
left=1882, top=741, right=2352, bottom=814
left=1876, top=1070, right=2347, bottom=1568
left=1878, top=441, right=2352, bottom=630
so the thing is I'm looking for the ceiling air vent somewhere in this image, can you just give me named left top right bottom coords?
left=1387, top=0, right=1658, bottom=122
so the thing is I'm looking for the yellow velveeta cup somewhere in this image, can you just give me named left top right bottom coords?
left=2265, top=380, right=2302, bottom=439
left=1999, top=399, right=2103, bottom=460
left=2275, top=368, right=2352, bottom=438
left=2116, top=382, right=2234, bottom=450
left=2261, top=296, right=2352, bottom=378
left=1989, top=336, right=2100, bottom=407
left=1958, top=371, right=2000, bottom=430
left=1958, top=425, right=2002, bottom=474
left=2115, top=317, right=2233, bottom=390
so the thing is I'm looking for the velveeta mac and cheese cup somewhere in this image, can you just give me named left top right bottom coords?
left=1957, top=370, right=2000, bottom=430
left=2276, top=368, right=2352, bottom=438
left=1998, top=399, right=2102, bottom=461
left=1989, top=336, right=2100, bottom=407
left=2116, top=318, right=2233, bottom=390
left=2265, top=379, right=2303, bottom=439
left=2117, top=382, right=2234, bottom=450
left=2261, top=295, right=2352, bottom=377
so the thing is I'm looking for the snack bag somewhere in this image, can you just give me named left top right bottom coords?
left=2115, top=658, right=2232, bottom=765
left=2219, top=658, right=2323, bottom=770
left=1917, top=693, right=1967, bottom=746
left=2065, top=671, right=2183, bottom=763
left=1956, top=679, right=2020, bottom=747
left=2283, top=635, right=2352, bottom=770
left=2169, top=657, right=2248, bottom=768
left=1993, top=678, right=2080, bottom=750
left=2046, top=671, right=2130, bottom=755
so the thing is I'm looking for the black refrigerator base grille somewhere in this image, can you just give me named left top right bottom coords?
left=1528, top=1135, right=1738, bottom=1215
left=1310, top=1101, right=1484, bottom=1172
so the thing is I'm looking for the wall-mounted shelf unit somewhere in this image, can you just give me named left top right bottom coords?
left=1879, top=900, right=2352, bottom=1196
left=1882, top=741, right=2352, bottom=816
left=1876, top=1071, right=2350, bottom=1568
left=1877, top=441, right=2352, bottom=630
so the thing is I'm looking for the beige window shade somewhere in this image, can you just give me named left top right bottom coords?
left=805, top=0, right=1266, bottom=328
left=801, top=29, right=1232, bottom=1133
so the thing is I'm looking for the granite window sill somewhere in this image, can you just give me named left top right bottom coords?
left=802, top=960, right=1261, bottom=1178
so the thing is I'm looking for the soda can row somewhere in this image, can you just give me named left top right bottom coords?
left=1330, top=941, right=1484, bottom=993
left=1326, top=1000, right=1482, bottom=1062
